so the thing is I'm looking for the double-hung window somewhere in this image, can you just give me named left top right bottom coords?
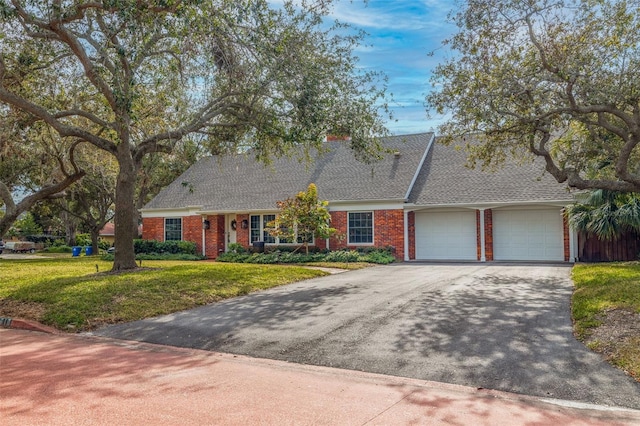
left=348, top=212, right=373, bottom=244
left=250, top=214, right=276, bottom=243
left=249, top=214, right=313, bottom=245
left=165, top=218, right=182, bottom=241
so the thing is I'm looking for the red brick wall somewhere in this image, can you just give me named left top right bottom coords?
left=236, top=214, right=250, bottom=247
left=214, top=215, right=225, bottom=256
left=484, top=209, right=494, bottom=261
left=328, top=209, right=404, bottom=259
left=201, top=215, right=225, bottom=259
left=183, top=216, right=203, bottom=253
left=408, top=211, right=415, bottom=260
left=329, top=211, right=348, bottom=251
left=143, top=215, right=228, bottom=259
left=142, top=217, right=163, bottom=241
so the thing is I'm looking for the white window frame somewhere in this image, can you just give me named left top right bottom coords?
left=249, top=214, right=315, bottom=246
left=347, top=211, right=374, bottom=245
left=164, top=217, right=183, bottom=241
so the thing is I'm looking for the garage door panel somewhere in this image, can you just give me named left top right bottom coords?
left=493, top=209, right=563, bottom=261
left=415, top=211, right=477, bottom=260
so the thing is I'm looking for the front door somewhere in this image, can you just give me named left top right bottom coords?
left=226, top=214, right=237, bottom=251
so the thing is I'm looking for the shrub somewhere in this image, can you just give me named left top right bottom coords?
left=43, top=245, right=73, bottom=253
left=216, top=248, right=395, bottom=265
left=227, top=243, right=246, bottom=253
left=133, top=239, right=197, bottom=255
left=362, top=250, right=395, bottom=264
left=324, top=250, right=360, bottom=263
left=101, top=252, right=204, bottom=261
left=76, top=234, right=91, bottom=246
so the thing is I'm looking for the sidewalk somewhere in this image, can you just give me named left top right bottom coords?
left=2, top=328, right=640, bottom=425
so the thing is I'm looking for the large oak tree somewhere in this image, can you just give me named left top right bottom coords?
left=428, top=0, right=640, bottom=192
left=0, top=109, right=85, bottom=238
left=0, top=0, right=388, bottom=270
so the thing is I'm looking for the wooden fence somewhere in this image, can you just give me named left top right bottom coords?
left=579, top=232, right=640, bottom=262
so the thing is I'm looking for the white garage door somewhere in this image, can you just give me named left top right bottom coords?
left=415, top=211, right=477, bottom=260
left=493, top=209, right=564, bottom=261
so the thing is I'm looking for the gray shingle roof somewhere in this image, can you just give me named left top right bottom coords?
left=408, top=137, right=574, bottom=206
left=144, top=133, right=434, bottom=212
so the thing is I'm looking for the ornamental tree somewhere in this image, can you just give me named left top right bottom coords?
left=0, top=0, right=388, bottom=270
left=428, top=0, right=640, bottom=192
left=268, top=183, right=337, bottom=254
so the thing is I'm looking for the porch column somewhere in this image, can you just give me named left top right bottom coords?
left=403, top=210, right=409, bottom=261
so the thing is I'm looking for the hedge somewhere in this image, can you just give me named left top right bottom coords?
left=216, top=248, right=395, bottom=265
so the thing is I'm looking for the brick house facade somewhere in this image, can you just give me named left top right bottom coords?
left=140, top=133, right=577, bottom=262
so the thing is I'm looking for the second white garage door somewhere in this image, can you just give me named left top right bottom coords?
left=493, top=209, right=564, bottom=261
left=415, top=211, right=477, bottom=260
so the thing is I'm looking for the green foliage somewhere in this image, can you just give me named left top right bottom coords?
left=133, top=239, right=197, bottom=255
left=217, top=248, right=395, bottom=265
left=566, top=190, right=640, bottom=240
left=267, top=183, right=339, bottom=254
left=75, top=234, right=91, bottom=247
left=101, top=253, right=203, bottom=261
left=25, top=234, right=64, bottom=245
left=43, top=245, right=73, bottom=253
left=0, top=0, right=389, bottom=269
left=227, top=243, right=246, bottom=254
left=428, top=0, right=640, bottom=193
left=12, top=212, right=43, bottom=237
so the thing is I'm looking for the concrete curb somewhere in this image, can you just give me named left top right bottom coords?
left=0, top=317, right=58, bottom=334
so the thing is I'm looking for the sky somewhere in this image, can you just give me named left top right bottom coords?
left=324, top=1, right=458, bottom=135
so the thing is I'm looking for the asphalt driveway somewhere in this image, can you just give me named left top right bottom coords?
left=92, top=263, right=640, bottom=409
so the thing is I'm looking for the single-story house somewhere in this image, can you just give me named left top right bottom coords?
left=100, top=222, right=143, bottom=246
left=141, top=132, right=577, bottom=262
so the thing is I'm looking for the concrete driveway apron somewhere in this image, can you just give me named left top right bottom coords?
left=92, top=263, right=640, bottom=409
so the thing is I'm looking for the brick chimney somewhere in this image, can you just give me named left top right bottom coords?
left=326, top=134, right=351, bottom=142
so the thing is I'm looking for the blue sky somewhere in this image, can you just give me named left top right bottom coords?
left=326, top=1, right=458, bottom=135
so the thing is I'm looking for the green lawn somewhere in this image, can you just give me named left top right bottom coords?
left=572, top=262, right=640, bottom=379
left=0, top=257, right=327, bottom=331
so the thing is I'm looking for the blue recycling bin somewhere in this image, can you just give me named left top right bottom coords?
left=72, top=246, right=82, bottom=257
left=85, top=246, right=93, bottom=256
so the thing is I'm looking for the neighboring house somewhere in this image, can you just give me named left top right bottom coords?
left=141, top=133, right=577, bottom=262
left=99, top=222, right=143, bottom=246
left=99, top=222, right=116, bottom=245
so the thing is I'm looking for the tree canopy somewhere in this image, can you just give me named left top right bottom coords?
left=428, top=0, right=640, bottom=192
left=0, top=0, right=388, bottom=269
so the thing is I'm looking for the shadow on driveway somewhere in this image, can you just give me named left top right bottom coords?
left=93, top=264, right=640, bottom=409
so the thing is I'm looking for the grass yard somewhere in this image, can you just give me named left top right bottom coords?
left=572, top=262, right=640, bottom=380
left=0, top=257, right=327, bottom=332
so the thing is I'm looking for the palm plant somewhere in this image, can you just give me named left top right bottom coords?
left=566, top=190, right=640, bottom=259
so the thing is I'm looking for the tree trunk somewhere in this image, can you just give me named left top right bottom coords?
left=0, top=209, right=20, bottom=240
left=62, top=210, right=77, bottom=246
left=112, top=147, right=138, bottom=271
left=89, top=227, right=100, bottom=256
